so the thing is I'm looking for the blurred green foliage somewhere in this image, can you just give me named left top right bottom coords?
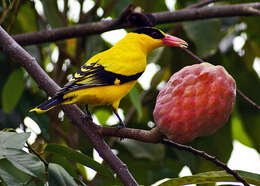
left=0, top=0, right=260, bottom=185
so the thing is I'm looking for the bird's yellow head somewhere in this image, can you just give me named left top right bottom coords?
left=129, top=27, right=188, bottom=53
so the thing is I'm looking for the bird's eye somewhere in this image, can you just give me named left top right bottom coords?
left=151, top=31, right=160, bottom=38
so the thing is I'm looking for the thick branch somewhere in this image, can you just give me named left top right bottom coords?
left=12, top=2, right=260, bottom=46
left=154, top=2, right=260, bottom=24
left=96, top=126, right=163, bottom=143
left=0, top=26, right=138, bottom=186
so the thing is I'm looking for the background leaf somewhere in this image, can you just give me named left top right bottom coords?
left=46, top=144, right=114, bottom=179
left=119, top=139, right=165, bottom=161
left=2, top=68, right=25, bottom=113
left=5, top=149, right=45, bottom=179
left=0, top=132, right=45, bottom=185
left=0, top=158, right=31, bottom=186
left=158, top=170, right=260, bottom=185
left=183, top=19, right=222, bottom=57
left=0, top=132, right=30, bottom=155
left=48, top=163, right=77, bottom=186
left=41, top=1, right=64, bottom=28
left=128, top=86, right=143, bottom=121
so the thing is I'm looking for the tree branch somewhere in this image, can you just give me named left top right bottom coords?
left=97, top=125, right=163, bottom=143
left=12, top=2, right=260, bottom=46
left=25, top=142, right=49, bottom=168
left=94, top=125, right=249, bottom=185
left=0, top=26, right=138, bottom=186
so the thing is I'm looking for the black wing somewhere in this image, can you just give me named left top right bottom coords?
left=57, top=60, right=143, bottom=95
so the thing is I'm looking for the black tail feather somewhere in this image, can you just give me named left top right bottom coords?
left=30, top=95, right=63, bottom=113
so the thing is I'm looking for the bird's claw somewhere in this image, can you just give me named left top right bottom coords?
left=84, top=104, right=93, bottom=121
left=115, top=121, right=125, bottom=140
left=84, top=113, right=93, bottom=121
left=116, top=121, right=125, bottom=129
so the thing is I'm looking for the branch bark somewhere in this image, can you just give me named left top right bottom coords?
left=0, top=26, right=138, bottom=186
left=95, top=125, right=249, bottom=185
left=12, top=2, right=260, bottom=46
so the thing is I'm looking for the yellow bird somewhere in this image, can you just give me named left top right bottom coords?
left=30, top=27, right=188, bottom=128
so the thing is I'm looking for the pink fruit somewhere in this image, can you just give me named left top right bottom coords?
left=153, top=63, right=236, bottom=144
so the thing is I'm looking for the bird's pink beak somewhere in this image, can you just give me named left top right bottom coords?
left=162, top=34, right=188, bottom=48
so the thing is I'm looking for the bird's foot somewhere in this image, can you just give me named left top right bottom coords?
left=116, top=121, right=125, bottom=129
left=115, top=121, right=125, bottom=140
left=84, top=112, right=93, bottom=121
left=84, top=104, right=93, bottom=121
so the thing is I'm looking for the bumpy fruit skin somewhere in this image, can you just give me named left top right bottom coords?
left=153, top=63, right=236, bottom=144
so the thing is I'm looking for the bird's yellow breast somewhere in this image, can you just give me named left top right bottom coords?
left=62, top=80, right=137, bottom=106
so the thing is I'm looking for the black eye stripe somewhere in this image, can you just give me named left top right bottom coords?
left=133, top=27, right=165, bottom=39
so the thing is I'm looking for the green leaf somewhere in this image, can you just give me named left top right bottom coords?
left=85, top=35, right=107, bottom=59
left=41, top=1, right=64, bottom=28
left=0, top=132, right=30, bottom=157
left=222, top=50, right=260, bottom=152
left=0, top=132, right=45, bottom=180
left=0, top=158, right=31, bottom=186
left=46, top=144, right=114, bottom=178
left=48, top=163, right=77, bottom=186
left=231, top=109, right=253, bottom=147
left=129, top=86, right=142, bottom=121
left=49, top=153, right=78, bottom=178
left=183, top=19, right=222, bottom=57
left=119, top=139, right=165, bottom=161
left=5, top=149, right=45, bottom=179
left=158, top=170, right=260, bottom=185
left=147, top=46, right=164, bottom=64
left=116, top=142, right=182, bottom=185
left=15, top=1, right=37, bottom=33
left=76, top=163, right=88, bottom=182
left=100, top=0, right=131, bottom=18
left=94, top=108, right=111, bottom=126
left=132, top=0, right=168, bottom=12
left=2, top=68, right=25, bottom=113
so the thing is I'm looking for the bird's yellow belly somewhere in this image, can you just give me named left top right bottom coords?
left=62, top=81, right=136, bottom=106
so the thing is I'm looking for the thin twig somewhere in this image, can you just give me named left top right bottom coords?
left=237, top=89, right=260, bottom=111
left=161, top=139, right=249, bottom=186
left=181, top=48, right=260, bottom=111
left=186, top=0, right=225, bottom=9
left=0, top=0, right=16, bottom=24
left=181, top=47, right=204, bottom=63
left=12, top=2, right=260, bottom=46
left=26, top=142, right=48, bottom=168
left=103, top=0, right=118, bottom=18
left=7, top=0, right=22, bottom=32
